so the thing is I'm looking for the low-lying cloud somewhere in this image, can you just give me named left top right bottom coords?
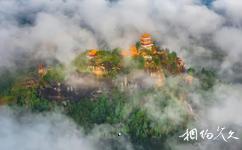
left=0, top=107, right=133, bottom=150
left=0, top=107, right=96, bottom=150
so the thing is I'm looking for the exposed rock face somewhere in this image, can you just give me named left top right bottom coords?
left=115, top=70, right=165, bottom=92
left=38, top=73, right=115, bottom=101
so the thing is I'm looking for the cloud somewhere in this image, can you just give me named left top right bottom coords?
left=213, top=0, right=242, bottom=24
left=0, top=107, right=96, bottom=150
left=0, top=107, right=133, bottom=150
left=165, top=83, right=242, bottom=150
left=0, top=0, right=228, bottom=70
left=213, top=27, right=242, bottom=81
left=202, top=84, right=242, bottom=126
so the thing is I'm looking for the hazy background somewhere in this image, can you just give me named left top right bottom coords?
left=0, top=0, right=242, bottom=150
left=0, top=0, right=241, bottom=82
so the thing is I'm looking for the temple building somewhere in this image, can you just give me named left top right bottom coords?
left=176, top=57, right=185, bottom=73
left=140, top=33, right=154, bottom=50
left=87, top=65, right=106, bottom=77
left=86, top=50, right=107, bottom=77
left=87, top=49, right=97, bottom=59
left=21, top=79, right=38, bottom=88
left=130, top=45, right=138, bottom=56
left=121, top=45, right=138, bottom=57
left=38, top=64, right=47, bottom=77
left=93, top=66, right=106, bottom=77
left=121, top=33, right=154, bottom=57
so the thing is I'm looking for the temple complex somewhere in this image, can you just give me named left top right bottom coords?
left=89, top=65, right=106, bottom=77
left=84, top=33, right=185, bottom=84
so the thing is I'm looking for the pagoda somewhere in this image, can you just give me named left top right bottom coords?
left=140, top=33, right=154, bottom=50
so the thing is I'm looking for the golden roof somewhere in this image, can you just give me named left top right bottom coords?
left=130, top=45, right=138, bottom=56
left=88, top=49, right=97, bottom=57
left=141, top=33, right=152, bottom=38
left=121, top=45, right=138, bottom=57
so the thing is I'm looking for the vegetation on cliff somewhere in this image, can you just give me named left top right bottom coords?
left=0, top=35, right=218, bottom=149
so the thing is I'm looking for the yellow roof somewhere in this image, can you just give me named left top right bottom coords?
left=141, top=33, right=151, bottom=38
left=88, top=49, right=97, bottom=56
left=130, top=45, right=138, bottom=56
